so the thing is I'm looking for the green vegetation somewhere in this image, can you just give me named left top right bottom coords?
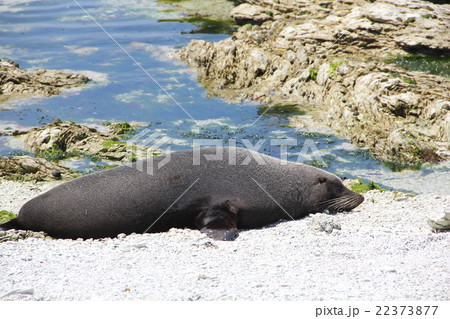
left=116, top=122, right=133, bottom=133
left=328, top=61, right=343, bottom=78
left=257, top=104, right=306, bottom=117
left=158, top=16, right=238, bottom=35
left=264, top=11, right=273, bottom=17
left=180, top=129, right=224, bottom=139
left=385, top=161, right=422, bottom=172
left=386, top=54, right=450, bottom=78
left=88, top=155, right=101, bottom=162
left=306, top=160, right=330, bottom=169
left=402, top=76, right=417, bottom=85
left=40, top=146, right=82, bottom=162
left=309, top=67, right=318, bottom=81
left=393, top=190, right=416, bottom=198
left=226, top=128, right=245, bottom=136
left=129, top=152, right=137, bottom=162
left=102, top=140, right=126, bottom=148
left=411, top=145, right=422, bottom=156
left=4, top=175, right=29, bottom=182
left=405, top=17, right=416, bottom=23
left=68, top=168, right=84, bottom=175
left=92, top=164, right=119, bottom=171
left=39, top=145, right=102, bottom=163
left=300, top=131, right=332, bottom=139
left=67, top=164, right=119, bottom=176
left=421, top=14, right=433, bottom=19
left=350, top=179, right=385, bottom=193
left=6, top=150, right=31, bottom=157
left=108, top=122, right=135, bottom=135
left=0, top=210, right=17, bottom=224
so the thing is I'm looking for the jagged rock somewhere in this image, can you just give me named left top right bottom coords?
left=0, top=229, right=49, bottom=242
left=230, top=4, right=275, bottom=25
left=176, top=0, right=450, bottom=165
left=310, top=214, right=342, bottom=234
left=427, top=213, right=450, bottom=232
left=0, top=156, right=77, bottom=181
left=0, top=59, right=89, bottom=104
left=107, top=122, right=134, bottom=136
left=13, top=121, right=162, bottom=162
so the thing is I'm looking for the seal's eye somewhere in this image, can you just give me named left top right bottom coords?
left=318, top=177, right=327, bottom=184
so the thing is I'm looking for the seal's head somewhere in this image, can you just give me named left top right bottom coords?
left=307, top=173, right=364, bottom=214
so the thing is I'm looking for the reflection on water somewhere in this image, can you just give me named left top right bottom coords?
left=0, top=0, right=448, bottom=194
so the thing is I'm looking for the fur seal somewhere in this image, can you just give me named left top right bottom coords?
left=1, top=147, right=364, bottom=240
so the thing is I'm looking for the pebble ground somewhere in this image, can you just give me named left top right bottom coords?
left=0, top=180, right=448, bottom=300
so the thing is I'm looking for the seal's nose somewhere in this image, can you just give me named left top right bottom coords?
left=342, top=191, right=364, bottom=211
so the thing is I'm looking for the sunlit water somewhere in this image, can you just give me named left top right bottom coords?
left=0, top=0, right=448, bottom=194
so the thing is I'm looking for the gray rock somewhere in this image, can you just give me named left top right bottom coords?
left=0, top=59, right=89, bottom=104
left=16, top=121, right=162, bottom=162
left=0, top=229, right=48, bottom=242
left=0, top=288, right=34, bottom=299
left=230, top=4, right=275, bottom=25
left=310, top=214, right=342, bottom=234
left=0, top=156, right=77, bottom=181
left=427, top=213, right=450, bottom=232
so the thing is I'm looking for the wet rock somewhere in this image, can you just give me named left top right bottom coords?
left=0, top=288, right=35, bottom=299
left=51, top=170, right=62, bottom=179
left=230, top=4, right=275, bottom=25
left=177, top=0, right=450, bottom=165
left=0, top=59, right=89, bottom=104
left=310, top=214, right=342, bottom=234
left=427, top=213, right=450, bottom=232
left=107, top=122, right=135, bottom=136
left=0, top=229, right=49, bottom=242
left=14, top=121, right=161, bottom=162
left=0, top=156, right=77, bottom=181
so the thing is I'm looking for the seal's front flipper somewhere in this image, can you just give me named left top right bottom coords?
left=195, top=200, right=239, bottom=241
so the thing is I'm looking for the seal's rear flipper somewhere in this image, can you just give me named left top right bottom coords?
left=0, top=219, right=20, bottom=231
left=195, top=200, right=239, bottom=241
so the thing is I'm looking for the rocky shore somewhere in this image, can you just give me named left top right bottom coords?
left=0, top=58, right=162, bottom=181
left=0, top=156, right=77, bottom=182
left=176, top=0, right=450, bottom=165
left=0, top=60, right=89, bottom=104
left=0, top=121, right=161, bottom=181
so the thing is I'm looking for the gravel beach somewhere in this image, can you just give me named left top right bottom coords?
left=0, top=179, right=448, bottom=301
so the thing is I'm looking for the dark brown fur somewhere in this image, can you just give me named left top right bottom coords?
left=1, top=147, right=364, bottom=240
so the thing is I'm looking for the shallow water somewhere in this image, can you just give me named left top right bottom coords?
left=0, top=0, right=449, bottom=194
